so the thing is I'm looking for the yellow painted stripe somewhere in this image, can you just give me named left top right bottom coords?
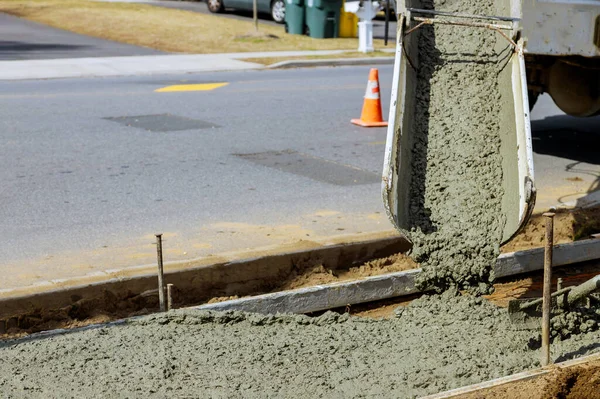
left=155, top=82, right=229, bottom=93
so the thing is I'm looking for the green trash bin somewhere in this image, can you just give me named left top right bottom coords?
left=284, top=0, right=305, bottom=35
left=305, top=0, right=342, bottom=38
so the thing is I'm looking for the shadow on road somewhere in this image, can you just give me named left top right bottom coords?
left=531, top=114, right=600, bottom=165
left=532, top=114, right=600, bottom=235
left=0, top=41, right=89, bottom=60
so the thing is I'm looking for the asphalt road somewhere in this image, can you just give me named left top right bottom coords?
left=0, top=13, right=162, bottom=60
left=0, top=65, right=598, bottom=290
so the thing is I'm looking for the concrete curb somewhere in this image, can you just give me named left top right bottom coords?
left=0, top=236, right=409, bottom=319
left=2, top=236, right=598, bottom=320
left=267, top=57, right=396, bottom=69
left=0, top=51, right=396, bottom=81
left=2, top=238, right=599, bottom=345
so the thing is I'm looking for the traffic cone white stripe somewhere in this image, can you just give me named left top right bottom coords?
left=364, top=80, right=380, bottom=100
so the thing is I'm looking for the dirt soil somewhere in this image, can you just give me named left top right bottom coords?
left=277, top=252, right=417, bottom=290
left=501, top=207, right=600, bottom=253
left=456, top=359, right=600, bottom=399
left=0, top=252, right=417, bottom=339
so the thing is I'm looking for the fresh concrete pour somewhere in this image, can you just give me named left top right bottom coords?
left=408, top=0, right=506, bottom=294
left=1, top=0, right=599, bottom=397
left=1, top=295, right=599, bottom=397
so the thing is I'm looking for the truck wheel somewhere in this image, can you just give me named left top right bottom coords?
left=547, top=60, right=600, bottom=117
left=207, top=0, right=224, bottom=13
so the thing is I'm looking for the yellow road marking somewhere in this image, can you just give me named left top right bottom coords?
left=155, top=82, right=229, bottom=92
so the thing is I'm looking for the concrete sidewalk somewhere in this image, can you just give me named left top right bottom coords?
left=0, top=50, right=395, bottom=80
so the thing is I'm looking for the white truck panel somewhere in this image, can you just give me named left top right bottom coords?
left=520, top=0, right=600, bottom=56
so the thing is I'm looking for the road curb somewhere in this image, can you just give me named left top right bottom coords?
left=267, top=57, right=396, bottom=69
left=4, top=237, right=600, bottom=343
left=2, top=237, right=599, bottom=340
left=0, top=235, right=409, bottom=320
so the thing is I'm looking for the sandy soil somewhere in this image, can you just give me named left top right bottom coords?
left=277, top=252, right=418, bottom=290
left=501, top=207, right=600, bottom=253
left=456, top=358, right=600, bottom=399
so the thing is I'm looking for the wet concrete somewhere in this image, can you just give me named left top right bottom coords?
left=407, top=0, right=508, bottom=294
left=0, top=294, right=598, bottom=398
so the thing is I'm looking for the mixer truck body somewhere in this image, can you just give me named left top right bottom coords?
left=522, top=0, right=600, bottom=116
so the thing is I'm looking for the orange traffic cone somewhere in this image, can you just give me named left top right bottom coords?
left=351, top=68, right=388, bottom=127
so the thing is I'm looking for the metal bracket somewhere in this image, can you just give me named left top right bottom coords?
left=403, top=8, right=519, bottom=49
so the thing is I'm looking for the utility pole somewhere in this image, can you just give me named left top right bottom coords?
left=253, top=0, right=259, bottom=31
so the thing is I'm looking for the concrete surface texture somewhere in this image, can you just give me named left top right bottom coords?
left=0, top=50, right=378, bottom=80
left=407, top=0, right=505, bottom=294
left=0, top=294, right=598, bottom=397
left=0, top=66, right=597, bottom=293
left=0, top=53, right=262, bottom=80
left=0, top=13, right=162, bottom=60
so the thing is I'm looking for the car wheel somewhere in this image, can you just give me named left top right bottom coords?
left=207, top=0, right=224, bottom=13
left=271, top=0, right=285, bottom=23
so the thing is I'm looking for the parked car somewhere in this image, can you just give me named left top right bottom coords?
left=207, top=0, right=286, bottom=24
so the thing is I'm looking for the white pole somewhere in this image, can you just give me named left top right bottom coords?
left=358, top=20, right=374, bottom=53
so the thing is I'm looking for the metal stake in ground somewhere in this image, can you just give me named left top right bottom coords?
left=156, top=234, right=166, bottom=312
left=542, top=212, right=555, bottom=366
left=167, top=283, right=174, bottom=311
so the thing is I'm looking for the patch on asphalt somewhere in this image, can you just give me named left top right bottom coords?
left=235, top=150, right=379, bottom=186
left=104, top=114, right=219, bottom=132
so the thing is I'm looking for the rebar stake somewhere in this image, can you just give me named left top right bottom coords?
left=542, top=212, right=555, bottom=366
left=156, top=234, right=166, bottom=312
left=167, top=283, right=174, bottom=311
